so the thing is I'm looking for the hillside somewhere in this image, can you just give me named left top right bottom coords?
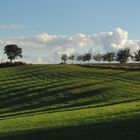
left=0, top=64, right=140, bottom=140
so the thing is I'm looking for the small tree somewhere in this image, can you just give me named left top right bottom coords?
left=134, top=49, right=140, bottom=62
left=116, top=48, right=130, bottom=64
left=103, top=52, right=115, bottom=63
left=61, top=54, right=68, bottom=64
left=83, top=53, right=92, bottom=64
left=4, top=44, right=22, bottom=63
left=93, top=53, right=103, bottom=63
left=82, top=54, right=86, bottom=63
left=76, top=55, right=83, bottom=64
left=69, top=54, right=75, bottom=64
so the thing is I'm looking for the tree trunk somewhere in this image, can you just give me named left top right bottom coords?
left=10, top=59, right=12, bottom=63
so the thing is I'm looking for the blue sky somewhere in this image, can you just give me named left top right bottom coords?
left=0, top=0, right=140, bottom=63
left=0, top=0, right=140, bottom=38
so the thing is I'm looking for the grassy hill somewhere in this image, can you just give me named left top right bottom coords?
left=0, top=64, right=140, bottom=140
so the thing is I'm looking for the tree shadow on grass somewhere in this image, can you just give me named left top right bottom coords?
left=0, top=74, right=137, bottom=119
left=0, top=67, right=139, bottom=119
left=0, top=116, right=140, bottom=140
left=0, top=86, right=111, bottom=119
left=78, top=64, right=140, bottom=71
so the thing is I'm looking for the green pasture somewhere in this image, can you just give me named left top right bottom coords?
left=0, top=64, right=140, bottom=140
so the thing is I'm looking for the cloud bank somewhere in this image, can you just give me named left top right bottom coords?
left=0, top=28, right=140, bottom=63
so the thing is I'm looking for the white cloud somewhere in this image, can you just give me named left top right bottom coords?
left=90, top=28, right=129, bottom=51
left=0, top=24, right=25, bottom=30
left=0, top=28, right=139, bottom=63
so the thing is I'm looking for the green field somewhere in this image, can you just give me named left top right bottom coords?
left=0, top=64, right=140, bottom=140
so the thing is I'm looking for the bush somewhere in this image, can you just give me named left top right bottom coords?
left=0, top=61, right=26, bottom=68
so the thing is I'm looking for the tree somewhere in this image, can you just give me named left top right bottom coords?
left=103, top=52, right=115, bottom=63
left=4, top=44, right=22, bottom=63
left=69, top=54, right=75, bottom=64
left=134, top=49, right=140, bottom=62
left=83, top=53, right=92, bottom=64
left=116, top=48, right=130, bottom=64
left=93, top=53, right=103, bottom=63
left=61, top=54, right=68, bottom=64
left=76, top=55, right=83, bottom=64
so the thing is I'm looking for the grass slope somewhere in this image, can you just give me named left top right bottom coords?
left=0, top=64, right=140, bottom=140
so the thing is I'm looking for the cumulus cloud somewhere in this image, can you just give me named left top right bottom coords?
left=0, top=24, right=25, bottom=30
left=0, top=28, right=139, bottom=63
left=90, top=28, right=139, bottom=52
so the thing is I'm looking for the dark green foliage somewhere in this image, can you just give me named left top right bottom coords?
left=61, top=54, right=68, bottom=64
left=134, top=49, right=140, bottom=62
left=76, top=55, right=83, bottom=63
left=4, top=44, right=22, bottom=63
left=69, top=55, right=75, bottom=63
left=116, top=48, right=130, bottom=64
left=0, top=62, right=26, bottom=68
left=103, top=52, right=115, bottom=63
left=82, top=53, right=92, bottom=63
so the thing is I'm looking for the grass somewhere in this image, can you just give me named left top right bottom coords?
left=0, top=64, right=140, bottom=140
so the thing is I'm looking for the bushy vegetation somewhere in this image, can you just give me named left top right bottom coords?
left=0, top=62, right=26, bottom=68
left=134, top=49, right=140, bottom=62
left=116, top=48, right=130, bottom=64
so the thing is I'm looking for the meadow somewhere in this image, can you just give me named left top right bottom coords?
left=0, top=64, right=140, bottom=140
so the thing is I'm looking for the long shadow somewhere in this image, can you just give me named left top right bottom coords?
left=0, top=66, right=139, bottom=119
left=0, top=73, right=135, bottom=116
left=0, top=86, right=110, bottom=119
left=0, top=82, right=106, bottom=111
left=1, top=97, right=140, bottom=120
left=0, top=70, right=85, bottom=94
left=47, top=98, right=140, bottom=115
left=0, top=79, right=81, bottom=105
left=0, top=69, right=82, bottom=87
left=78, top=64, right=140, bottom=71
left=0, top=116, right=140, bottom=140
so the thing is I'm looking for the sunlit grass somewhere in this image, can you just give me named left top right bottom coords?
left=0, top=64, right=140, bottom=140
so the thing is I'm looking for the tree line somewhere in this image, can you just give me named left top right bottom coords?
left=1, top=44, right=140, bottom=64
left=61, top=48, right=140, bottom=64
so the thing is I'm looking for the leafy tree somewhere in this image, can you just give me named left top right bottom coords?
left=93, top=53, right=103, bottom=63
left=116, top=48, right=130, bottom=64
left=76, top=55, right=83, bottom=64
left=103, top=52, right=115, bottom=63
left=134, top=49, right=140, bottom=62
left=61, top=54, right=68, bottom=64
left=83, top=53, right=92, bottom=64
left=4, top=44, right=22, bottom=63
left=69, top=54, right=75, bottom=64
left=82, top=54, right=86, bottom=62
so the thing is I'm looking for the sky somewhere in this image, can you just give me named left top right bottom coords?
left=0, top=0, right=140, bottom=63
